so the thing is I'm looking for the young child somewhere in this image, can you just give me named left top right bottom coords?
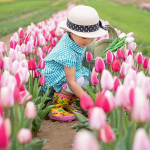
left=41, top=5, right=108, bottom=121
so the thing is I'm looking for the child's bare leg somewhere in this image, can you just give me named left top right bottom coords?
left=60, top=88, right=74, bottom=97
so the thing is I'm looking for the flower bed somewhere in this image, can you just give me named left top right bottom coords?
left=0, top=3, right=150, bottom=150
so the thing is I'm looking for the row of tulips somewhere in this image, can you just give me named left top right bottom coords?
left=72, top=32, right=150, bottom=150
left=0, top=4, right=79, bottom=150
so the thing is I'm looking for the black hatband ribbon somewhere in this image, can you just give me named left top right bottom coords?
left=66, top=19, right=109, bottom=33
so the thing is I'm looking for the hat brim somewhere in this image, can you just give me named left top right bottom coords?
left=58, top=20, right=108, bottom=38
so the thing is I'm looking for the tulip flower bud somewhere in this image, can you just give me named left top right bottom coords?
left=125, top=37, right=134, bottom=43
left=112, top=59, right=121, bottom=72
left=113, top=76, right=121, bottom=92
left=91, top=73, right=99, bottom=85
left=120, top=62, right=131, bottom=76
left=38, top=58, right=45, bottom=69
left=3, top=57, right=12, bottom=72
left=34, top=36, right=39, bottom=46
left=116, top=49, right=123, bottom=59
left=0, top=42, right=7, bottom=53
left=11, top=60, right=20, bottom=75
left=118, top=32, right=126, bottom=39
left=0, top=103, right=3, bottom=117
left=25, top=101, right=37, bottom=119
left=10, top=37, right=17, bottom=49
left=73, top=129, right=100, bottom=150
left=28, top=58, right=37, bottom=70
left=9, top=48, right=18, bottom=61
left=34, top=69, right=40, bottom=78
left=80, top=93, right=94, bottom=111
left=136, top=52, right=143, bottom=64
left=0, top=49, right=3, bottom=61
left=85, top=52, right=93, bottom=62
left=132, top=128, right=150, bottom=150
left=39, top=75, right=46, bottom=85
left=98, top=123, right=116, bottom=143
left=95, top=57, right=105, bottom=73
left=37, top=47, right=43, bottom=57
left=143, top=57, right=148, bottom=69
left=101, top=70, right=113, bottom=90
left=17, top=128, right=32, bottom=144
left=0, top=60, right=3, bottom=70
left=19, top=27, right=24, bottom=38
left=89, top=107, right=106, bottom=130
left=43, top=46, right=48, bottom=53
left=106, top=50, right=113, bottom=65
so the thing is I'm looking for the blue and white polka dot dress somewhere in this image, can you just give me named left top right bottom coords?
left=41, top=32, right=89, bottom=93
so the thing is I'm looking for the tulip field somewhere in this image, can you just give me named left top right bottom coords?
left=0, top=1, right=150, bottom=150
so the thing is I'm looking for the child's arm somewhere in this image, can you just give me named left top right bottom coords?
left=64, top=66, right=86, bottom=98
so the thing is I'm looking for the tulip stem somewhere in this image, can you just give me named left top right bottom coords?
left=22, top=144, right=25, bottom=150
left=29, top=119, right=32, bottom=130
left=32, top=70, right=34, bottom=95
left=119, top=107, right=124, bottom=136
left=132, top=120, right=136, bottom=142
left=110, top=112, right=113, bottom=128
left=94, top=85, right=97, bottom=94
left=41, top=85, right=43, bottom=98
left=98, top=73, right=101, bottom=92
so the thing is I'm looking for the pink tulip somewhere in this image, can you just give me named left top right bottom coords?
left=43, top=46, right=48, bottom=53
left=19, top=90, right=32, bottom=105
left=23, top=34, right=30, bottom=44
left=20, top=44, right=26, bottom=53
left=0, top=87, right=14, bottom=108
left=101, top=70, right=113, bottom=90
left=91, top=73, right=99, bottom=85
left=38, top=58, right=45, bottom=69
left=113, top=76, right=121, bottom=92
left=19, top=27, right=24, bottom=38
left=91, top=67, right=98, bottom=76
left=34, top=36, right=39, bottom=46
left=89, top=107, right=106, bottom=130
left=115, top=85, right=128, bottom=107
left=112, top=59, right=120, bottom=72
left=95, top=92, right=114, bottom=113
left=106, top=50, right=113, bottom=65
left=25, top=101, right=37, bottom=119
left=128, top=49, right=134, bottom=57
left=116, top=49, right=124, bottom=59
left=15, top=44, right=21, bottom=52
left=127, top=32, right=134, bottom=37
left=39, top=34, right=46, bottom=46
left=0, top=60, right=3, bottom=70
left=132, top=128, right=150, bottom=150
left=26, top=41, right=33, bottom=53
left=15, top=72, right=23, bottom=87
left=120, top=62, right=131, bottom=76
left=73, top=129, right=100, bottom=150
left=128, top=42, right=136, bottom=51
left=39, top=75, right=46, bottom=85
left=42, top=53, right=46, bottom=59
left=143, top=57, right=148, bottom=69
left=28, top=58, right=37, bottom=70
left=9, top=48, right=18, bottom=61
left=132, top=87, right=150, bottom=122
left=85, top=52, right=93, bottom=62
left=3, top=57, right=12, bottom=72
left=95, top=57, right=105, bottom=73
left=0, top=42, right=7, bottom=53
left=13, top=85, right=20, bottom=102
left=17, top=128, right=32, bottom=144
left=11, top=60, right=20, bottom=75
left=98, top=123, right=116, bottom=143
left=1, top=70, right=10, bottom=87
left=126, top=55, right=134, bottom=67
left=0, top=117, right=9, bottom=149
left=80, top=93, right=94, bottom=111
left=136, top=52, right=143, bottom=64
left=20, top=59, right=28, bottom=68
left=37, top=47, right=43, bottom=57
left=10, top=37, right=17, bottom=49
left=51, top=38, right=56, bottom=47
left=34, top=69, right=40, bottom=78
left=13, top=32, right=19, bottom=42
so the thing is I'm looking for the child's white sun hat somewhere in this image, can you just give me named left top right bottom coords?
left=58, top=5, right=109, bottom=38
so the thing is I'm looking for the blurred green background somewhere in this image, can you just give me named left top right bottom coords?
left=0, top=0, right=150, bottom=55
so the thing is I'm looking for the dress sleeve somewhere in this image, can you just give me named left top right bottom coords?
left=56, top=53, right=76, bottom=67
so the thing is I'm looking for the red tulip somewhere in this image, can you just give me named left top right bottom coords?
left=95, top=57, right=105, bottom=73
left=28, top=58, right=37, bottom=70
left=112, top=59, right=120, bottom=72
left=34, top=69, right=40, bottom=78
left=39, top=75, right=46, bottom=85
left=98, top=123, right=116, bottom=143
left=80, top=93, right=94, bottom=111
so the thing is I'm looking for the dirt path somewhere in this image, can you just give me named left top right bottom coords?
left=38, top=120, right=78, bottom=150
